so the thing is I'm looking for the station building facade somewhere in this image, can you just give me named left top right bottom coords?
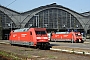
left=0, top=3, right=90, bottom=40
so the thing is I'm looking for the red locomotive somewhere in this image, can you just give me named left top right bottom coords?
left=9, top=28, right=51, bottom=49
left=50, top=31, right=84, bottom=43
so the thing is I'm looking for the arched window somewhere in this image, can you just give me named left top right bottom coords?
left=25, top=8, right=83, bottom=29
left=0, top=11, right=16, bottom=29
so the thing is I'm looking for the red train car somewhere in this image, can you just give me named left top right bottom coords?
left=9, top=28, right=51, bottom=49
left=50, top=32, right=84, bottom=43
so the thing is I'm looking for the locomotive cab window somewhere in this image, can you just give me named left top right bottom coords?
left=76, top=34, right=81, bottom=36
left=30, top=31, right=32, bottom=35
left=35, top=31, right=46, bottom=35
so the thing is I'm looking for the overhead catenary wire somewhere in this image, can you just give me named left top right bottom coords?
left=6, top=0, right=17, bottom=7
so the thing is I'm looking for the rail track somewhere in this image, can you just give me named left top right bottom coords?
left=0, top=41, right=90, bottom=60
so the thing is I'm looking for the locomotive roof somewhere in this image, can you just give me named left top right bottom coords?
left=13, top=28, right=29, bottom=32
left=56, top=32, right=69, bottom=34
